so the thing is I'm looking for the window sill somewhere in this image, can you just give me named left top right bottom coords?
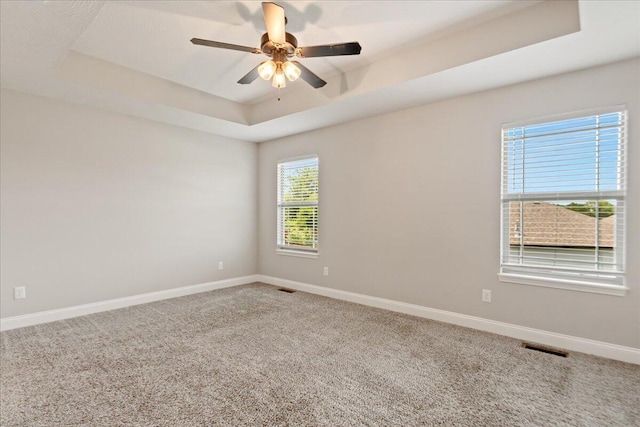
left=276, top=249, right=319, bottom=259
left=498, top=272, right=628, bottom=296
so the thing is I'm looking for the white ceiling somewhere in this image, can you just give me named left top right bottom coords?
left=1, top=1, right=639, bottom=142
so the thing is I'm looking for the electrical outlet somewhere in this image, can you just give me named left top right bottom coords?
left=218, top=261, right=224, bottom=270
left=482, top=289, right=492, bottom=303
left=14, top=286, right=26, bottom=300
left=323, top=267, right=329, bottom=276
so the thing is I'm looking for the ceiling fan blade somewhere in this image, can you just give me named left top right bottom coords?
left=191, top=38, right=261, bottom=54
left=237, top=64, right=261, bottom=85
left=296, top=42, right=362, bottom=58
left=290, top=61, right=326, bottom=89
left=262, top=2, right=286, bottom=45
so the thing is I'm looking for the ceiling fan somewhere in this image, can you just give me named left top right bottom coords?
left=191, top=2, right=361, bottom=96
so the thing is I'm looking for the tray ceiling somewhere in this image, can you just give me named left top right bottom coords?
left=1, top=1, right=639, bottom=142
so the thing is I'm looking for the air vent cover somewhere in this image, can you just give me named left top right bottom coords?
left=522, top=342, right=568, bottom=357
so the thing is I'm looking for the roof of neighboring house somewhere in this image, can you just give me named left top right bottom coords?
left=509, top=202, right=615, bottom=248
left=598, top=215, right=615, bottom=247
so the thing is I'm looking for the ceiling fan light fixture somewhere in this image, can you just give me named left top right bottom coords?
left=282, top=61, right=301, bottom=82
left=258, top=60, right=276, bottom=80
left=272, top=67, right=286, bottom=88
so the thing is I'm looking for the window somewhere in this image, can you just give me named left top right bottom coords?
left=500, top=108, right=626, bottom=295
left=277, top=156, right=319, bottom=257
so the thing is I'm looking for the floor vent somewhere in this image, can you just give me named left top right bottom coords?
left=278, top=288, right=296, bottom=293
left=522, top=342, right=568, bottom=358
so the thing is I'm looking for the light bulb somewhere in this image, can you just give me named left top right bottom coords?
left=272, top=69, right=286, bottom=88
left=258, top=60, right=276, bottom=80
left=282, top=61, right=301, bottom=82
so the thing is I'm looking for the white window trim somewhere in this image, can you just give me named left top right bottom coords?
left=276, top=154, right=319, bottom=257
left=499, top=106, right=627, bottom=296
left=276, top=248, right=319, bottom=259
left=498, top=273, right=628, bottom=297
left=502, top=105, right=626, bottom=129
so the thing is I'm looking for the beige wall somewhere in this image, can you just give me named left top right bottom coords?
left=1, top=89, right=257, bottom=317
left=258, top=59, right=640, bottom=348
left=2, top=59, right=638, bottom=349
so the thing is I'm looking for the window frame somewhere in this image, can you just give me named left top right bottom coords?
left=498, top=106, right=627, bottom=296
left=276, top=155, right=319, bottom=258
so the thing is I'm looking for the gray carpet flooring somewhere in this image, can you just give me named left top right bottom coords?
left=1, top=282, right=639, bottom=426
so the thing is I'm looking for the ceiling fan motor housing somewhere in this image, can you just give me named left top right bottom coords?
left=260, top=32, right=298, bottom=57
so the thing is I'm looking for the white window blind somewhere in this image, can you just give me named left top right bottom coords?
left=500, top=109, right=626, bottom=290
left=277, top=156, right=319, bottom=254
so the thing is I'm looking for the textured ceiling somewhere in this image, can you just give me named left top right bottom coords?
left=1, top=1, right=639, bottom=142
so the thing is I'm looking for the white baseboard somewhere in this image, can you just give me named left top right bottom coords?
left=0, top=275, right=260, bottom=332
left=3, top=273, right=638, bottom=365
left=257, top=275, right=640, bottom=365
